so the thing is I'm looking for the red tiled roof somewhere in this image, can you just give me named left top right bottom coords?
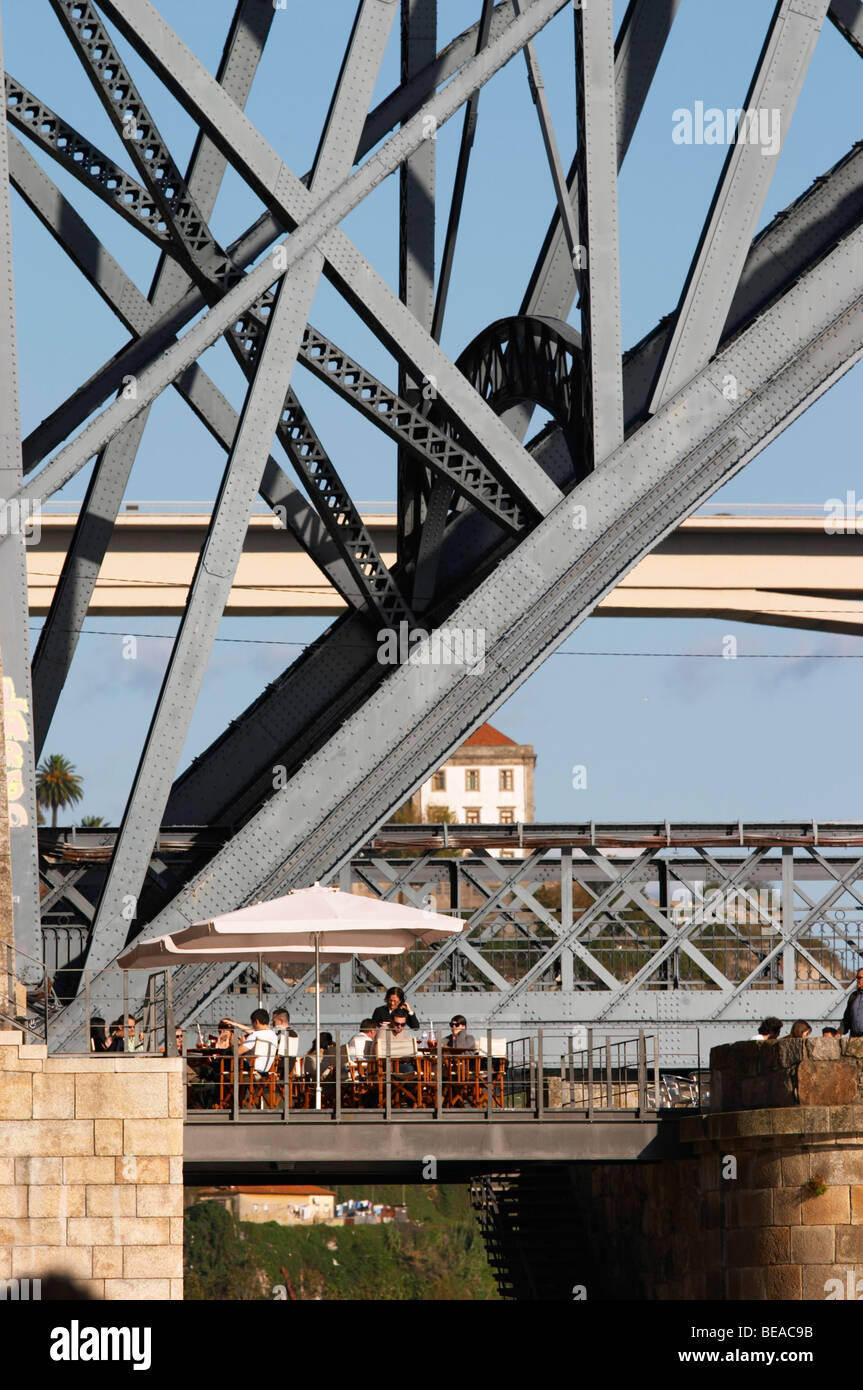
left=462, top=721, right=517, bottom=747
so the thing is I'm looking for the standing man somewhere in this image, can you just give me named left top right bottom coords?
left=841, top=969, right=863, bottom=1037
left=371, top=986, right=420, bottom=1031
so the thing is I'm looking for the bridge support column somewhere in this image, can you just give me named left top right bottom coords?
left=0, top=1030, right=184, bottom=1297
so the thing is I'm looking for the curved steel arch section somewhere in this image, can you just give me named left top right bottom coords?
left=455, top=315, right=586, bottom=481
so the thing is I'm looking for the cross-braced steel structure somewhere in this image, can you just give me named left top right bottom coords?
left=2, top=0, right=863, bottom=1050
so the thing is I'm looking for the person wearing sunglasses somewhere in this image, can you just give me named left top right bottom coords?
left=444, top=1015, right=476, bottom=1051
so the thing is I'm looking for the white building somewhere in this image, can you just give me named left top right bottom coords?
left=415, top=722, right=535, bottom=848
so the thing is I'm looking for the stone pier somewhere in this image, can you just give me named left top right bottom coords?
left=0, top=1029, right=184, bottom=1299
left=487, top=1036, right=863, bottom=1299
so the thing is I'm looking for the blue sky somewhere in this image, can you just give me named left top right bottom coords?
left=6, top=0, right=863, bottom=825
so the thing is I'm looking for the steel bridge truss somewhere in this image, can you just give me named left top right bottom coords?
left=1, top=1, right=863, bottom=1047
left=37, top=822, right=863, bottom=1054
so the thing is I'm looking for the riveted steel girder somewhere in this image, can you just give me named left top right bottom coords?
left=73, top=221, right=863, bottom=997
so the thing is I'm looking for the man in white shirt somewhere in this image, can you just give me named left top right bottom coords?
left=238, top=1008, right=279, bottom=1074
left=347, top=1018, right=377, bottom=1062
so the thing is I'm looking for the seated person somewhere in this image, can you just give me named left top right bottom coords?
left=790, top=1019, right=812, bottom=1039
left=822, top=1026, right=840, bottom=1037
left=371, top=986, right=420, bottom=1031
left=238, top=1008, right=279, bottom=1075
left=347, top=1018, right=377, bottom=1062
left=751, top=1016, right=782, bottom=1041
left=89, top=1015, right=111, bottom=1052
left=303, top=1032, right=336, bottom=1083
left=444, top=1014, right=476, bottom=1051
left=272, top=1008, right=300, bottom=1075
left=375, top=1010, right=417, bottom=1075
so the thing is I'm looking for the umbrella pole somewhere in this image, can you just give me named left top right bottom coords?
left=257, top=953, right=263, bottom=1010
left=314, top=933, right=321, bottom=1111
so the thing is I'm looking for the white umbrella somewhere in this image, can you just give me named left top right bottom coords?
left=118, top=883, right=464, bottom=1108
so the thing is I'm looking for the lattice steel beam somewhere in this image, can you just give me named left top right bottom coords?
left=29, top=0, right=279, bottom=757
left=81, top=0, right=402, bottom=976
left=4, top=74, right=171, bottom=247
left=96, top=0, right=566, bottom=516
left=297, top=326, right=526, bottom=529
left=50, top=0, right=237, bottom=292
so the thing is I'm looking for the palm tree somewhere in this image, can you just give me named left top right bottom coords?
left=79, top=815, right=107, bottom=828
left=36, top=754, right=84, bottom=828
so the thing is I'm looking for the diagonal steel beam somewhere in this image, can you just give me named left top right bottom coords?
left=4, top=73, right=171, bottom=248
left=80, top=0, right=401, bottom=977
left=487, top=854, right=655, bottom=1014
left=710, top=851, right=863, bottom=1017
left=50, top=0, right=236, bottom=292
left=431, top=0, right=496, bottom=343
left=828, top=0, right=863, bottom=56
left=397, top=0, right=437, bottom=568
left=30, top=0, right=278, bottom=757
left=96, top=0, right=566, bottom=517
left=153, top=226, right=863, bottom=938
left=297, top=326, right=524, bottom=530
left=593, top=850, right=776, bottom=1017
left=574, top=0, right=624, bottom=466
left=649, top=0, right=829, bottom=413
left=156, top=134, right=863, bottom=842
left=13, top=8, right=523, bottom=479
left=13, top=0, right=567, bottom=526
left=514, top=0, right=580, bottom=270
left=519, top=0, right=682, bottom=325
left=52, top=1, right=409, bottom=628
left=7, top=134, right=359, bottom=608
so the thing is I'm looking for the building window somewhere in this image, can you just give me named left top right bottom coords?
left=464, top=808, right=481, bottom=824
left=499, top=769, right=514, bottom=792
left=465, top=769, right=480, bottom=791
left=431, top=770, right=446, bottom=791
left=498, top=807, right=515, bottom=824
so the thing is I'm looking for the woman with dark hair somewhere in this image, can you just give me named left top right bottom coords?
left=89, top=1016, right=111, bottom=1052
left=371, top=986, right=420, bottom=1031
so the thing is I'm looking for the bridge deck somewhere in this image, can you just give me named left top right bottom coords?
left=183, top=1111, right=679, bottom=1182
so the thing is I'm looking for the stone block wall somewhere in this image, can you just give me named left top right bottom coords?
left=0, top=1029, right=184, bottom=1299
left=710, top=1036, right=863, bottom=1111
left=524, top=1041, right=863, bottom=1299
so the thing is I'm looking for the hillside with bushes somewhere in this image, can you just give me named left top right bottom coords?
left=185, top=1183, right=499, bottom=1300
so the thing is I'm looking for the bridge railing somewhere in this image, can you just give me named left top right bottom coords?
left=181, top=1025, right=707, bottom=1121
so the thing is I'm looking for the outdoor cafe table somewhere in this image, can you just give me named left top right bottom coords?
left=184, top=1048, right=506, bottom=1111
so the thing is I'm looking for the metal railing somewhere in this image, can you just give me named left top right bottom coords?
left=1, top=960, right=179, bottom=1056
left=182, top=1026, right=707, bottom=1122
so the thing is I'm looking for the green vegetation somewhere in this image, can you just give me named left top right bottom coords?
left=36, top=753, right=83, bottom=827
left=184, top=1183, right=499, bottom=1301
